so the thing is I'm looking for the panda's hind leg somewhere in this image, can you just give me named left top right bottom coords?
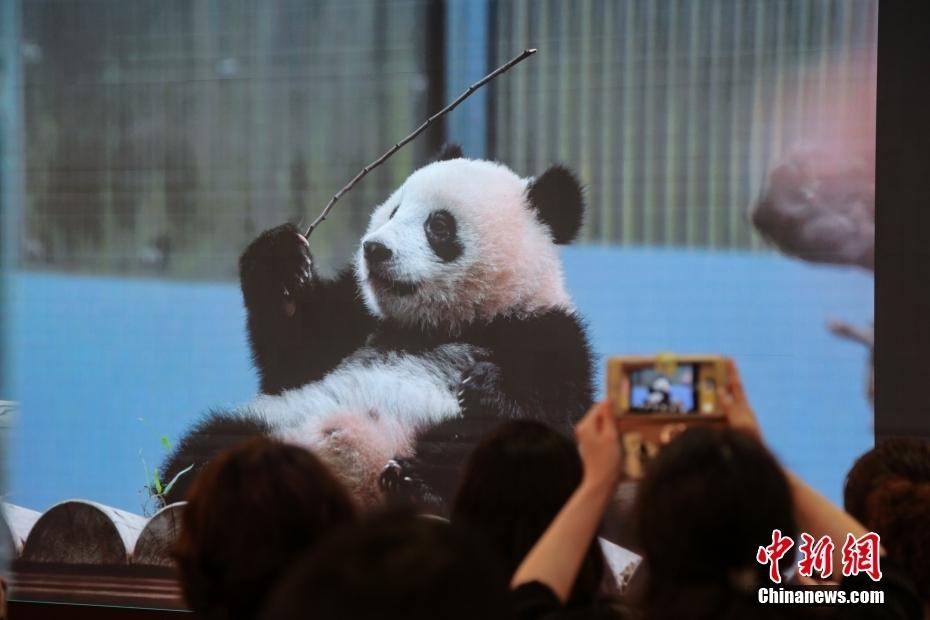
left=159, top=410, right=271, bottom=505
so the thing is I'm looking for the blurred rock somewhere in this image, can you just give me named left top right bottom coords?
left=751, top=145, right=874, bottom=271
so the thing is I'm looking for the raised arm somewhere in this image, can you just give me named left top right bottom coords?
left=721, top=358, right=878, bottom=573
left=239, top=223, right=375, bottom=394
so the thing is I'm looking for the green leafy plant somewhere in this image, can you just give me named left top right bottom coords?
left=138, top=419, right=193, bottom=515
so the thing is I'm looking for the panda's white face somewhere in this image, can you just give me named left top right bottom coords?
left=355, top=158, right=573, bottom=330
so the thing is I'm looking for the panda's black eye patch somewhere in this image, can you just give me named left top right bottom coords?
left=425, top=209, right=462, bottom=262
left=426, top=210, right=453, bottom=239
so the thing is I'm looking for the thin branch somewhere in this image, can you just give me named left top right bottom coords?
left=305, top=48, right=538, bottom=238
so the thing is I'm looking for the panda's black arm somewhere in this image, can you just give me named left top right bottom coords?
left=460, top=310, right=596, bottom=432
left=388, top=311, right=595, bottom=514
left=239, top=224, right=376, bottom=395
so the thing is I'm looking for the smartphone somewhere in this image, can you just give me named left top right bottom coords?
left=606, top=354, right=730, bottom=478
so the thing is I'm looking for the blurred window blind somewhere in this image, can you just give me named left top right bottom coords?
left=488, top=0, right=877, bottom=249
left=21, top=0, right=432, bottom=278
left=19, top=0, right=879, bottom=276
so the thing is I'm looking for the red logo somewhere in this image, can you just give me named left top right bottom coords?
left=797, top=533, right=835, bottom=579
left=758, top=531, right=882, bottom=583
left=756, top=529, right=794, bottom=583
left=841, top=532, right=882, bottom=582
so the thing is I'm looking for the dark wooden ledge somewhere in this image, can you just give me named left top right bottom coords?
left=10, top=561, right=188, bottom=610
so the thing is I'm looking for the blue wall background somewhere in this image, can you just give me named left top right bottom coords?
left=7, top=246, right=873, bottom=513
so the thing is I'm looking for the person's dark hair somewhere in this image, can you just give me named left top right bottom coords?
left=174, top=437, right=357, bottom=620
left=452, top=420, right=611, bottom=607
left=260, top=511, right=512, bottom=620
left=845, top=437, right=930, bottom=601
left=633, top=427, right=796, bottom=620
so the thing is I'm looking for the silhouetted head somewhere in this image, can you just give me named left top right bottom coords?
left=174, top=438, right=357, bottom=620
left=845, top=437, right=930, bottom=602
left=261, top=511, right=511, bottom=620
left=452, top=420, right=609, bottom=607
left=633, top=428, right=795, bottom=620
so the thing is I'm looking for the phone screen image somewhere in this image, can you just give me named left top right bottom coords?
left=629, top=364, right=698, bottom=414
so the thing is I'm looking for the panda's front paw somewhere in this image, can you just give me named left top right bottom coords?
left=239, top=223, right=316, bottom=305
left=457, top=361, right=503, bottom=413
left=378, top=458, right=442, bottom=508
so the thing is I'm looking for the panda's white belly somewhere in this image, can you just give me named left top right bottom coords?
left=244, top=343, right=485, bottom=504
left=252, top=343, right=482, bottom=429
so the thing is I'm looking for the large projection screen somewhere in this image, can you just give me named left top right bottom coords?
left=2, top=0, right=876, bottom=608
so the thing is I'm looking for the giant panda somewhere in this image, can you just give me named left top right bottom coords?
left=161, top=146, right=594, bottom=510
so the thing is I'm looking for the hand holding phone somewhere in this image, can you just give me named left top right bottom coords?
left=575, top=401, right=623, bottom=492
left=718, top=357, right=763, bottom=442
left=606, top=354, right=745, bottom=479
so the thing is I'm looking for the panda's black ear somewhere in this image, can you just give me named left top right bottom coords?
left=526, top=165, right=584, bottom=244
left=433, top=143, right=464, bottom=162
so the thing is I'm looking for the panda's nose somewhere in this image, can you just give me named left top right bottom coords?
left=363, top=241, right=392, bottom=266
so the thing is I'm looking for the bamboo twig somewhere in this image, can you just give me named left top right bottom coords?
left=304, top=48, right=538, bottom=238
